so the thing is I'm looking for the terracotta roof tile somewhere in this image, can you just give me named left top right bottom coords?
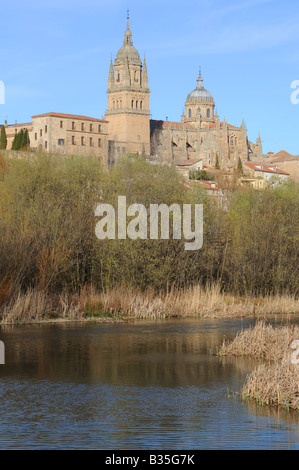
left=245, top=162, right=289, bottom=175
left=32, top=112, right=107, bottom=122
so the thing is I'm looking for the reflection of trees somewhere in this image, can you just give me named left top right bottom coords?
left=0, top=318, right=256, bottom=387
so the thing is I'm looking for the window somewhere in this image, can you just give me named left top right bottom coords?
left=72, top=122, right=75, bottom=130
left=140, top=101, right=143, bottom=110
left=35, top=133, right=37, bottom=140
left=98, top=124, right=101, bottom=132
left=60, top=121, right=63, bottom=128
left=188, top=109, right=192, bottom=118
left=81, top=123, right=84, bottom=131
left=131, top=100, right=134, bottom=109
left=207, top=108, right=210, bottom=118
left=72, top=136, right=75, bottom=145
left=58, top=139, right=65, bottom=146
left=45, top=141, right=47, bottom=149
left=40, top=129, right=42, bottom=137
left=45, top=125, right=47, bottom=133
left=98, top=138, right=101, bottom=147
left=89, top=137, right=93, bottom=146
left=81, top=136, right=85, bottom=146
left=90, top=123, right=93, bottom=131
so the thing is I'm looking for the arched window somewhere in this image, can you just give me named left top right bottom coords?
left=136, top=100, right=138, bottom=109
left=230, top=136, right=234, bottom=146
left=140, top=101, right=143, bottom=110
left=207, top=108, right=210, bottom=118
left=188, top=109, right=192, bottom=118
left=131, top=100, right=134, bottom=109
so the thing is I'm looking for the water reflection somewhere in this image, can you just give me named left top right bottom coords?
left=0, top=317, right=298, bottom=449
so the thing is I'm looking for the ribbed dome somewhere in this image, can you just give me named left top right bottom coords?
left=186, top=74, right=214, bottom=102
left=115, top=22, right=142, bottom=66
left=115, top=44, right=141, bottom=64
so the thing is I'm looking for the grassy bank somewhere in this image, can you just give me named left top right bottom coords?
left=219, top=321, right=299, bottom=410
left=1, top=284, right=298, bottom=324
left=0, top=151, right=298, bottom=323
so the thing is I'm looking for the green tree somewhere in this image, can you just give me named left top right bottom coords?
left=237, top=157, right=243, bottom=174
left=11, top=129, right=30, bottom=151
left=0, top=125, right=7, bottom=149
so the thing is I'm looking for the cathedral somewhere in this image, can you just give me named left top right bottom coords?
left=106, top=15, right=263, bottom=167
left=3, top=16, right=263, bottom=168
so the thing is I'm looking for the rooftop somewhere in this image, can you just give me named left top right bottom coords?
left=245, top=162, right=289, bottom=176
left=32, top=112, right=107, bottom=122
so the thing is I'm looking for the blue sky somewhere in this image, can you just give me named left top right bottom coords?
left=0, top=0, right=299, bottom=154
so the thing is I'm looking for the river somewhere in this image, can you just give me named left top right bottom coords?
left=0, top=316, right=298, bottom=449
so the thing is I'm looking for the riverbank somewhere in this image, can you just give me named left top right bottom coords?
left=219, top=321, right=299, bottom=410
left=0, top=284, right=298, bottom=324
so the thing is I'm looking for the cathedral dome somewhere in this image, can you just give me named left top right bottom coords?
left=114, top=20, right=142, bottom=66
left=115, top=44, right=141, bottom=64
left=186, top=73, right=214, bottom=102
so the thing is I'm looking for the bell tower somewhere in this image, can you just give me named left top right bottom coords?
left=105, top=12, right=150, bottom=158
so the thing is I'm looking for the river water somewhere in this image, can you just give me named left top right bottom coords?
left=0, top=316, right=298, bottom=450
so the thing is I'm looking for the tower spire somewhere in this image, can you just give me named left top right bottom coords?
left=124, top=9, right=133, bottom=46
left=197, top=67, right=203, bottom=89
left=142, top=56, right=149, bottom=89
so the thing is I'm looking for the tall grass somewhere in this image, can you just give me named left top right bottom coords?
left=219, top=321, right=299, bottom=410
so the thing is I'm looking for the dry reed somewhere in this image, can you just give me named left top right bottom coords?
left=219, top=321, right=299, bottom=410
left=1, top=285, right=298, bottom=324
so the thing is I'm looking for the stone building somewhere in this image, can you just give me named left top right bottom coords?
left=105, top=17, right=150, bottom=163
left=150, top=71, right=263, bottom=167
left=4, top=113, right=108, bottom=162
left=2, top=15, right=263, bottom=168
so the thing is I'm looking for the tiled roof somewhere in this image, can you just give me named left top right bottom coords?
left=32, top=112, right=107, bottom=122
left=245, top=162, right=289, bottom=175
left=150, top=119, right=196, bottom=130
left=271, top=150, right=292, bottom=158
left=206, top=121, right=236, bottom=129
left=177, top=159, right=202, bottom=166
left=187, top=180, right=218, bottom=189
left=5, top=122, right=32, bottom=128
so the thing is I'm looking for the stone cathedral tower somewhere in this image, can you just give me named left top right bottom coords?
left=105, top=14, right=150, bottom=160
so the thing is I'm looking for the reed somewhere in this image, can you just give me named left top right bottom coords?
left=1, top=285, right=298, bottom=324
left=219, top=321, right=299, bottom=410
